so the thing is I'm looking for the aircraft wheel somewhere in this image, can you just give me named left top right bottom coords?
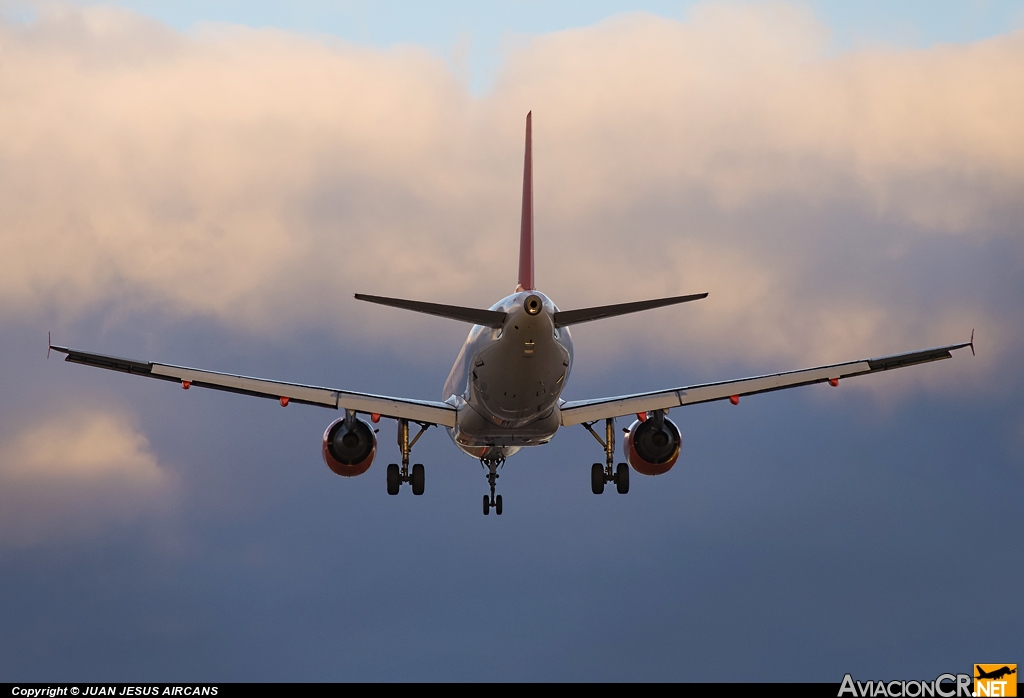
left=495, top=495, right=503, bottom=516
left=483, top=495, right=490, bottom=515
left=591, top=463, right=605, bottom=494
left=615, top=463, right=629, bottom=494
left=411, top=463, right=425, bottom=495
left=386, top=464, right=400, bottom=495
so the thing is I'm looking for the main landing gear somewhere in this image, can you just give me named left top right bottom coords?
left=481, top=456, right=504, bottom=515
left=582, top=418, right=629, bottom=495
left=387, top=419, right=428, bottom=496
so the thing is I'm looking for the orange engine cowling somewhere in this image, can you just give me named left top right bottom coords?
left=322, top=416, right=376, bottom=477
left=624, top=413, right=681, bottom=476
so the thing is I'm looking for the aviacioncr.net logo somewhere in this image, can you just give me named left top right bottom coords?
left=839, top=673, right=972, bottom=697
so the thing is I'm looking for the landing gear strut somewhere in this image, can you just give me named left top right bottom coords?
left=387, top=418, right=428, bottom=495
left=481, top=456, right=504, bottom=515
left=582, top=418, right=629, bottom=495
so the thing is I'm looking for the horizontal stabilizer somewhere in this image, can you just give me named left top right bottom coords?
left=355, top=294, right=507, bottom=328
left=553, top=293, right=708, bottom=328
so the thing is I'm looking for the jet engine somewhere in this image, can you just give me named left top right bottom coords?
left=322, top=414, right=376, bottom=477
left=624, top=411, right=681, bottom=476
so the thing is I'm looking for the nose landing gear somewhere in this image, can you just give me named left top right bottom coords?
left=387, top=419, right=429, bottom=496
left=481, top=456, right=505, bottom=515
left=582, top=418, right=629, bottom=495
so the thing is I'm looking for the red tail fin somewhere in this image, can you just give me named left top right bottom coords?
left=518, top=112, right=534, bottom=291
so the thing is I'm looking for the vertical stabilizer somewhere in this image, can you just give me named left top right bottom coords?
left=518, top=112, right=535, bottom=291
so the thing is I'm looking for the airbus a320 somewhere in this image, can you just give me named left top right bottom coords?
left=51, top=113, right=973, bottom=515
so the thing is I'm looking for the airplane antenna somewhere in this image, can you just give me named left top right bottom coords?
left=47, top=331, right=51, bottom=359
left=970, top=328, right=975, bottom=356
left=518, top=111, right=535, bottom=291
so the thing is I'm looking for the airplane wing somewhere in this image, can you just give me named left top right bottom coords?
left=559, top=340, right=973, bottom=427
left=49, top=345, right=457, bottom=427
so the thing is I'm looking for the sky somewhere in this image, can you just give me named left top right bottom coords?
left=0, top=0, right=1021, bottom=682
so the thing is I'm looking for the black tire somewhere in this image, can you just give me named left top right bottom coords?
left=615, top=463, right=630, bottom=494
left=386, top=464, right=400, bottom=495
left=495, top=495, right=503, bottom=516
left=483, top=494, right=490, bottom=515
left=591, top=463, right=605, bottom=495
left=411, top=463, right=425, bottom=495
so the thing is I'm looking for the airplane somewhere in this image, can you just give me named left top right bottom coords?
left=49, top=112, right=974, bottom=516
left=975, top=666, right=1016, bottom=681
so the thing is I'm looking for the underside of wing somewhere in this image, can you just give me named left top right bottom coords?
left=560, top=340, right=972, bottom=426
left=50, top=346, right=457, bottom=427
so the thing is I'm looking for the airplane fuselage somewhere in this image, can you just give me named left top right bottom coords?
left=443, top=291, right=573, bottom=459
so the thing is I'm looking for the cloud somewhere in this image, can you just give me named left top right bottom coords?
left=0, top=3, right=1019, bottom=384
left=0, top=409, right=172, bottom=546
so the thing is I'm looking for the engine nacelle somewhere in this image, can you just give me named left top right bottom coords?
left=624, top=412, right=681, bottom=476
left=322, top=416, right=376, bottom=477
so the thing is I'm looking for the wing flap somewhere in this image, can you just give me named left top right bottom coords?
left=52, top=346, right=457, bottom=427
left=58, top=346, right=174, bottom=379
left=334, top=392, right=455, bottom=426
left=676, top=361, right=871, bottom=408
left=151, top=364, right=339, bottom=408
left=560, top=341, right=969, bottom=426
left=866, top=346, right=956, bottom=371
left=559, top=391, right=684, bottom=426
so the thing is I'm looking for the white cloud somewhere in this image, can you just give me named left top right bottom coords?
left=0, top=3, right=1018, bottom=382
left=0, top=409, right=172, bottom=546
left=2, top=411, right=162, bottom=482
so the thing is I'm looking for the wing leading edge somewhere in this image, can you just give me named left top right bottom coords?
left=49, top=346, right=457, bottom=427
left=559, top=340, right=973, bottom=427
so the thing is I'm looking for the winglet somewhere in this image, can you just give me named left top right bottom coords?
left=518, top=111, right=534, bottom=291
left=970, top=328, right=975, bottom=357
left=47, top=331, right=51, bottom=359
